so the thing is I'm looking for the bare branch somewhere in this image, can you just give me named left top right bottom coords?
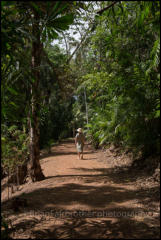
left=96, top=1, right=118, bottom=15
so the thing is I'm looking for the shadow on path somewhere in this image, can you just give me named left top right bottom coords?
left=31, top=217, right=160, bottom=239
left=3, top=182, right=160, bottom=239
left=2, top=139, right=160, bottom=239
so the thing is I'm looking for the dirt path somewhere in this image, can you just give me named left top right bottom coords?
left=1, top=139, right=160, bottom=239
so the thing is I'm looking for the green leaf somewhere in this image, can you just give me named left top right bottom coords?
left=1, top=1, right=15, bottom=7
left=49, top=2, right=68, bottom=19
left=7, top=87, right=18, bottom=95
left=155, top=110, right=160, bottom=118
left=86, top=123, right=92, bottom=129
left=9, top=102, right=18, bottom=108
left=50, top=2, right=62, bottom=15
left=50, top=30, right=59, bottom=39
left=118, top=2, right=124, bottom=14
left=48, top=14, right=74, bottom=31
left=30, top=2, right=41, bottom=14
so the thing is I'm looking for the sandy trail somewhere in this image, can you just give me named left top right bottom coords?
left=1, top=139, right=160, bottom=239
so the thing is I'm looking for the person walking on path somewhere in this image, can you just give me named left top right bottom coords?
left=75, top=128, right=85, bottom=159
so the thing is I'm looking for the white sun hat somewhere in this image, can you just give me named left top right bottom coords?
left=77, top=128, right=83, bottom=133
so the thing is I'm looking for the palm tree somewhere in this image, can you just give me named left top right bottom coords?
left=18, top=1, right=78, bottom=181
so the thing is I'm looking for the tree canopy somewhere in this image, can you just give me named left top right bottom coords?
left=1, top=1, right=160, bottom=182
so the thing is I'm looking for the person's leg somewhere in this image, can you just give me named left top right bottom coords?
left=76, top=143, right=80, bottom=159
left=80, top=144, right=84, bottom=159
left=81, top=148, right=84, bottom=159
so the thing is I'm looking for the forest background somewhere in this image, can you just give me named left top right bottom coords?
left=1, top=1, right=160, bottom=182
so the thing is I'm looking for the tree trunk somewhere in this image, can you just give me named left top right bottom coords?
left=28, top=11, right=45, bottom=182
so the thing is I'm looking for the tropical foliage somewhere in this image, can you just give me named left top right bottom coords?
left=1, top=1, right=160, bottom=181
left=72, top=1, right=160, bottom=157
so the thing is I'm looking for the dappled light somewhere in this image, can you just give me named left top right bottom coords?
left=2, top=140, right=160, bottom=239
left=1, top=1, right=160, bottom=239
